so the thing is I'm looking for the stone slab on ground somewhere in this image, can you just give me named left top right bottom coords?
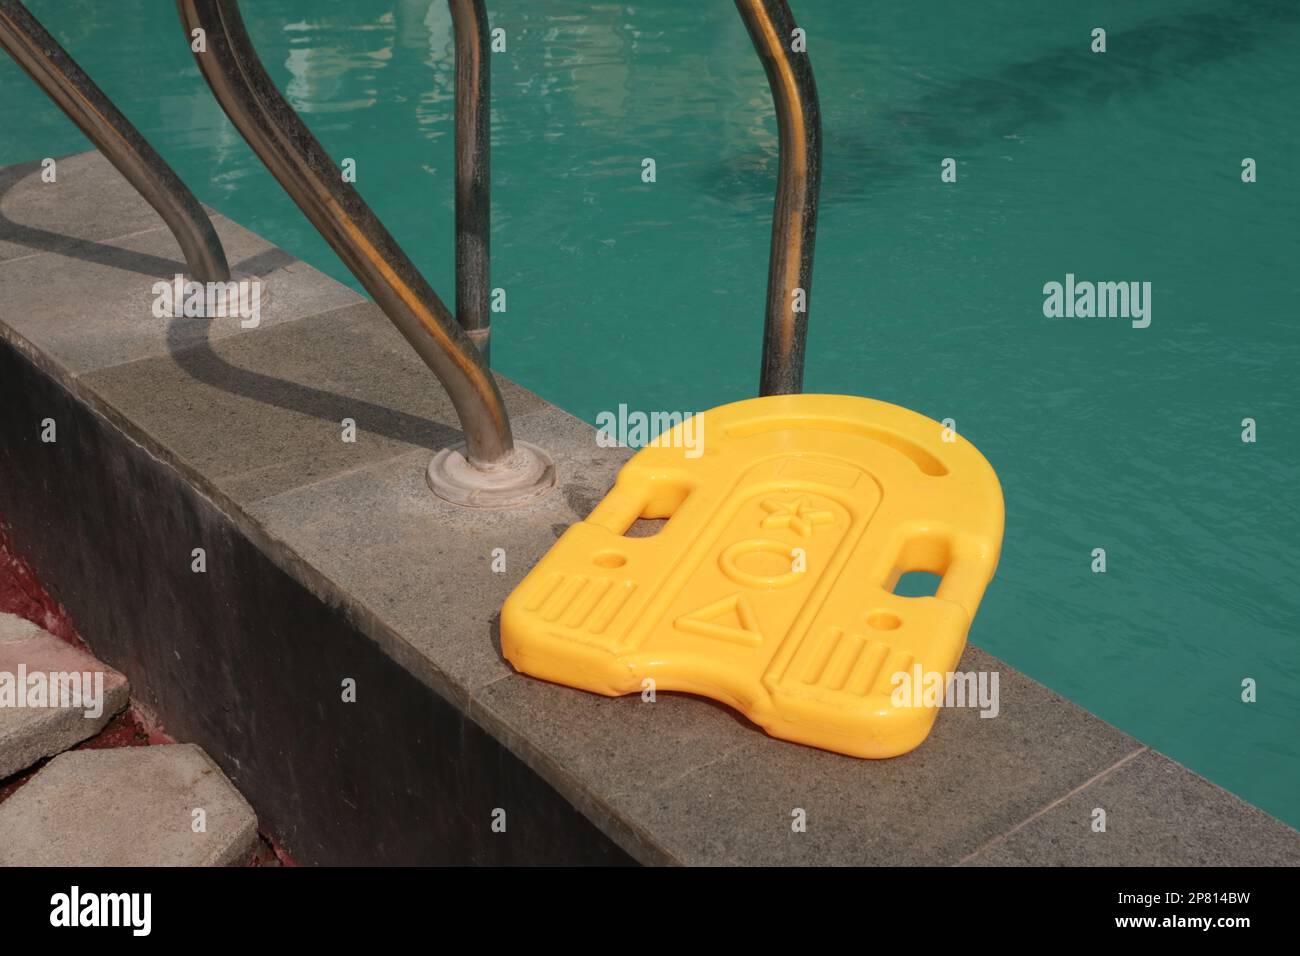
left=0, top=743, right=259, bottom=866
left=0, top=612, right=129, bottom=779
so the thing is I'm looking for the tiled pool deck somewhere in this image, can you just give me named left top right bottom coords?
left=2, top=152, right=1296, bottom=865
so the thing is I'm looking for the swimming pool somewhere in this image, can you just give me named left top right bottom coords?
left=3, top=0, right=1297, bottom=828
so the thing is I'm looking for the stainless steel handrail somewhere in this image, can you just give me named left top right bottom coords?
left=0, top=0, right=230, bottom=282
left=735, top=0, right=821, bottom=397
left=175, top=0, right=515, bottom=469
left=449, top=0, right=492, bottom=363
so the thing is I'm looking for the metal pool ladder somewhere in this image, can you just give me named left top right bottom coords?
left=2, top=0, right=821, bottom=508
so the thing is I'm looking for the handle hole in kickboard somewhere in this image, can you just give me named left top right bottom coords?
left=885, top=535, right=952, bottom=597
left=624, top=517, right=667, bottom=538
left=617, top=479, right=692, bottom=538
left=892, top=571, right=942, bottom=598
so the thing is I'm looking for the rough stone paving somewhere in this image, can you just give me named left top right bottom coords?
left=0, top=611, right=130, bottom=779
left=0, top=528, right=271, bottom=866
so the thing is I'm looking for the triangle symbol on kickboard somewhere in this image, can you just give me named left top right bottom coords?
left=674, top=593, right=763, bottom=647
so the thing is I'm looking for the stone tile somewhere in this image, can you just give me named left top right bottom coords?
left=960, top=749, right=1300, bottom=866
left=613, top=646, right=1144, bottom=865
left=0, top=743, right=260, bottom=866
left=82, top=300, right=546, bottom=505
left=0, top=152, right=169, bottom=264
left=0, top=212, right=363, bottom=375
left=243, top=410, right=629, bottom=707
left=470, top=673, right=757, bottom=862
left=0, top=612, right=130, bottom=779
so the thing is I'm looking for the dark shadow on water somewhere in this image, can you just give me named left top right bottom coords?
left=700, top=0, right=1300, bottom=202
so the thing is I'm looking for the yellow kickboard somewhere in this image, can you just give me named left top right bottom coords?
left=501, top=394, right=1004, bottom=758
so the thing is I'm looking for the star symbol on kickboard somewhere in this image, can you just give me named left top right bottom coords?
left=759, top=495, right=834, bottom=538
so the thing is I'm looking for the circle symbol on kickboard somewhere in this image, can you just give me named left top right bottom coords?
left=719, top=538, right=803, bottom=589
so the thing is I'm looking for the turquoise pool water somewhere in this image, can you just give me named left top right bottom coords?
left=3, top=1, right=1297, bottom=827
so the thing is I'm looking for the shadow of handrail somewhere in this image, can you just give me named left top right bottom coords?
left=0, top=0, right=230, bottom=282
left=175, top=0, right=516, bottom=469
left=163, top=307, right=463, bottom=459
